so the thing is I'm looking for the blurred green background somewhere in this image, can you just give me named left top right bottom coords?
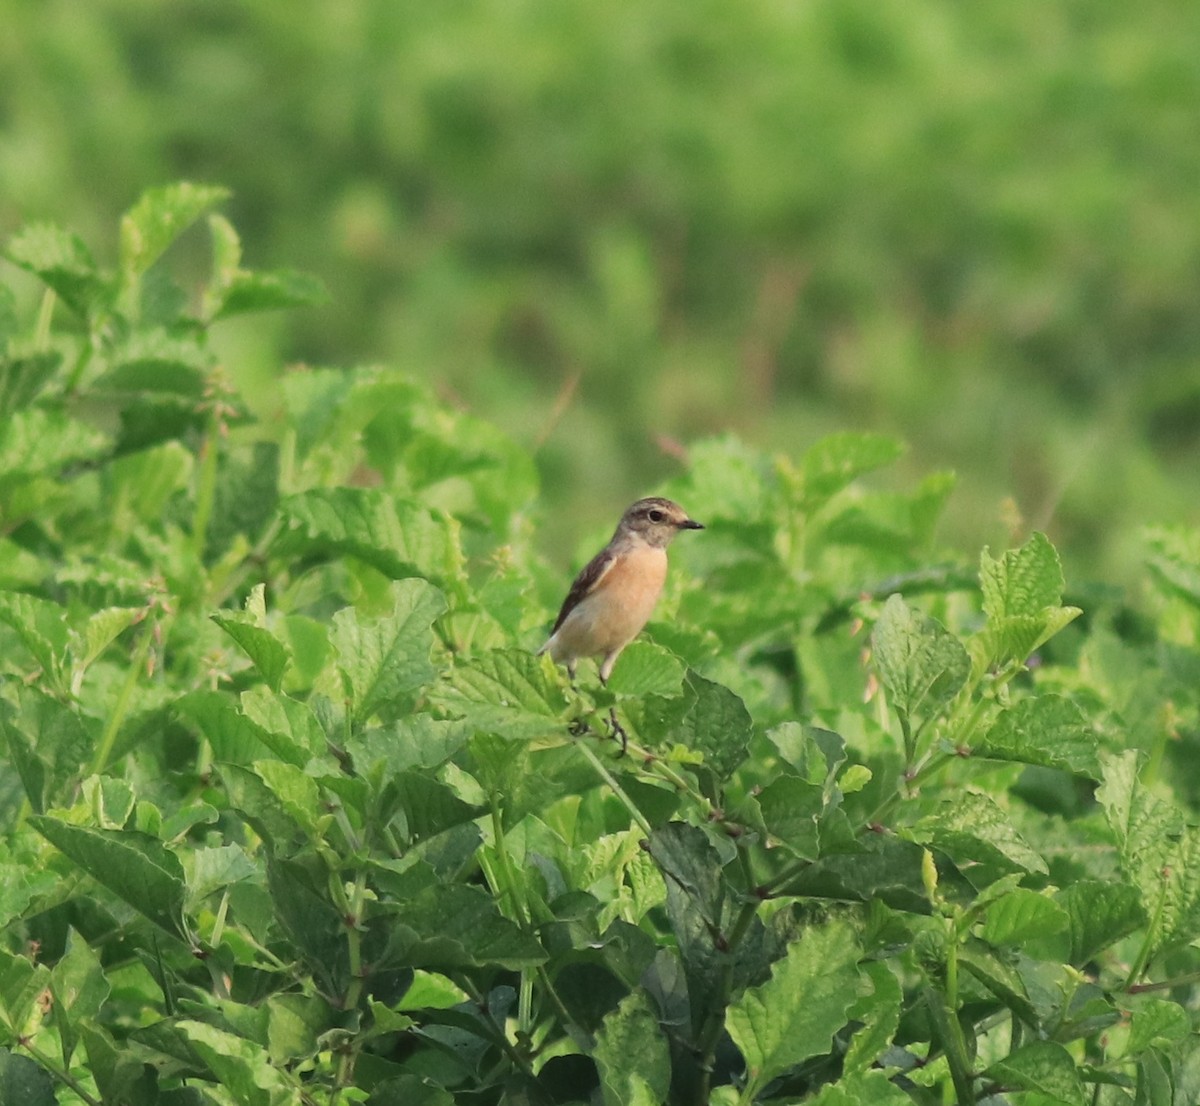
left=4, top=0, right=1199, bottom=580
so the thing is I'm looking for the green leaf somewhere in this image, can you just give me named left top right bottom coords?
left=974, top=694, right=1100, bottom=778
left=807, top=1070, right=914, bottom=1106
left=267, top=993, right=334, bottom=1065
left=50, top=929, right=110, bottom=1067
left=331, top=578, right=447, bottom=725
left=726, top=920, right=865, bottom=1097
left=792, top=432, right=905, bottom=511
left=95, top=330, right=210, bottom=396
left=212, top=585, right=292, bottom=691
left=119, top=182, right=230, bottom=277
left=1126, top=999, right=1190, bottom=1057
left=375, top=884, right=547, bottom=971
left=1, top=687, right=93, bottom=812
left=0, top=592, right=73, bottom=692
left=981, top=889, right=1070, bottom=947
left=872, top=594, right=969, bottom=722
left=266, top=856, right=346, bottom=987
left=367, top=1076, right=455, bottom=1106
left=276, top=488, right=465, bottom=588
left=842, top=961, right=902, bottom=1078
left=980, top=533, right=1081, bottom=664
left=5, top=223, right=109, bottom=315
left=347, top=717, right=472, bottom=776
left=985, top=1040, right=1086, bottom=1106
left=595, top=990, right=671, bottom=1106
left=77, top=606, right=143, bottom=677
left=0, top=351, right=61, bottom=420
left=175, top=690, right=292, bottom=766
left=30, top=816, right=188, bottom=940
left=214, top=268, right=328, bottom=319
left=437, top=649, right=570, bottom=738
left=176, top=1020, right=294, bottom=1106
left=606, top=640, right=687, bottom=697
left=1055, top=881, right=1146, bottom=965
left=671, top=673, right=752, bottom=777
left=384, top=771, right=483, bottom=843
left=912, top=791, right=1048, bottom=876
left=220, top=763, right=307, bottom=855
left=0, top=1049, right=57, bottom=1106
left=185, top=844, right=257, bottom=909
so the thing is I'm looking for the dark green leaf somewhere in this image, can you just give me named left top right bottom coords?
left=214, top=268, right=328, bottom=319
left=211, top=585, right=292, bottom=692
left=29, top=817, right=188, bottom=940
left=0, top=1049, right=57, bottom=1106
left=1055, top=881, right=1146, bottom=965
left=912, top=791, right=1048, bottom=875
left=671, top=673, right=752, bottom=777
left=1, top=687, right=93, bottom=812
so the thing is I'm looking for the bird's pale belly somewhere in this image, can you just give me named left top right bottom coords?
left=556, top=546, right=667, bottom=658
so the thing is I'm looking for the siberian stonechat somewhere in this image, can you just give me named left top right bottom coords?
left=540, top=497, right=703, bottom=684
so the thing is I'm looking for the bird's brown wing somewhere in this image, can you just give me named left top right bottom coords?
left=550, top=545, right=618, bottom=634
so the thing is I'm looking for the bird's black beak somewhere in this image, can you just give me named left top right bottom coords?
left=681, top=519, right=705, bottom=530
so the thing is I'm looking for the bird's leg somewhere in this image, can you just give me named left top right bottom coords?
left=597, top=668, right=627, bottom=756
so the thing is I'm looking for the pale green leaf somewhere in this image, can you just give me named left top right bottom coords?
left=981, top=889, right=1069, bottom=947
left=985, top=1040, right=1085, bottom=1106
left=331, top=578, right=447, bottom=724
left=912, top=791, right=1047, bottom=875
left=606, top=640, right=687, bottom=697
left=595, top=990, right=671, bottom=1106
left=974, top=694, right=1100, bottom=778
left=119, top=182, right=230, bottom=277
left=872, top=594, right=969, bottom=722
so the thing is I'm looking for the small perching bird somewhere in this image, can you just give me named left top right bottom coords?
left=539, top=497, right=704, bottom=683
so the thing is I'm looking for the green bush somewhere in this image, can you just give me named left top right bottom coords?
left=2, top=186, right=1200, bottom=1105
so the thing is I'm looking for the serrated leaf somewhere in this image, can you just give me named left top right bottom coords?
left=77, top=605, right=142, bottom=676
left=913, top=791, right=1047, bottom=875
left=176, top=1020, right=293, bottom=1106
left=95, top=330, right=210, bottom=396
left=119, top=182, right=230, bottom=277
left=176, top=690, right=296, bottom=766
left=219, top=763, right=307, bottom=856
left=793, top=432, right=905, bottom=510
left=981, top=889, right=1069, bottom=947
left=606, top=640, right=687, bottom=697
left=985, top=1040, right=1085, bottom=1106
left=982, top=533, right=1065, bottom=619
left=595, top=990, right=671, bottom=1106
left=5, top=222, right=108, bottom=315
left=980, top=533, right=1080, bottom=663
left=1055, top=880, right=1145, bottom=965
left=437, top=649, right=569, bottom=738
left=0, top=592, right=73, bottom=690
left=30, top=816, right=188, bottom=940
left=276, top=488, right=464, bottom=587
left=50, top=929, right=110, bottom=1067
left=1, top=687, right=94, bottom=812
left=331, top=579, right=447, bottom=725
left=384, top=771, right=482, bottom=843
left=974, top=694, right=1100, bottom=778
left=374, top=884, right=546, bottom=971
left=872, top=594, right=970, bottom=722
left=843, top=961, right=902, bottom=1078
left=185, top=844, right=257, bottom=909
left=726, top=920, right=865, bottom=1097
left=212, top=585, right=291, bottom=691
left=266, top=855, right=346, bottom=987
left=1126, top=1000, right=1190, bottom=1057
left=0, top=408, right=109, bottom=482
left=808, top=1070, right=913, bottom=1106
left=214, top=268, right=328, bottom=319
left=268, top=992, right=334, bottom=1065
left=671, top=673, right=752, bottom=777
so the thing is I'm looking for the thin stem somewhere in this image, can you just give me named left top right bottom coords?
left=572, top=738, right=653, bottom=837
left=91, top=616, right=157, bottom=775
left=19, top=1038, right=102, bottom=1106
left=191, top=408, right=221, bottom=566
left=34, top=288, right=56, bottom=349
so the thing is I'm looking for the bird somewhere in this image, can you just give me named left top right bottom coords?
left=539, top=496, right=704, bottom=687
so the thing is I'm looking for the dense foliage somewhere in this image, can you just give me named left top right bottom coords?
left=5, top=0, right=1200, bottom=579
left=4, top=189, right=1200, bottom=1105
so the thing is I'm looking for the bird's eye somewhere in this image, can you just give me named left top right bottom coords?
left=648, top=509, right=665, bottom=523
